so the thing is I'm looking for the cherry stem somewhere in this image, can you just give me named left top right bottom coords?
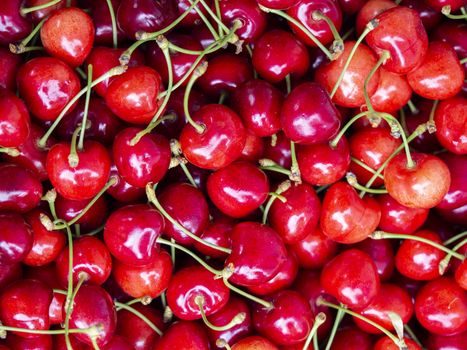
left=302, top=312, right=327, bottom=350
left=460, top=57, right=467, bottom=65
left=290, top=141, right=302, bottom=183
left=329, top=111, right=373, bottom=148
left=183, top=62, right=208, bottom=134
left=346, top=172, right=388, bottom=194
left=258, top=4, right=334, bottom=60
left=259, top=158, right=292, bottom=177
left=439, top=237, right=467, bottom=274
left=0, top=324, right=102, bottom=337
left=77, top=65, right=93, bottom=151
left=444, top=231, right=467, bottom=245
left=407, top=100, right=419, bottom=115
left=64, top=272, right=89, bottom=350
left=9, top=18, right=46, bottom=54
left=364, top=50, right=390, bottom=115
left=67, top=125, right=82, bottom=168
left=399, top=109, right=408, bottom=136
left=216, top=339, right=232, bottom=350
left=148, top=183, right=232, bottom=254
left=20, top=0, right=60, bottom=15
left=330, top=19, right=378, bottom=98
left=188, top=0, right=221, bottom=41
left=442, top=6, right=467, bottom=19
left=427, top=100, right=439, bottom=134
left=38, top=65, right=127, bottom=148
left=312, top=11, right=344, bottom=59
left=262, top=181, right=291, bottom=224
left=371, top=231, right=465, bottom=261
left=104, top=0, right=118, bottom=49
left=212, top=0, right=226, bottom=36
left=170, top=139, right=198, bottom=188
left=351, top=157, right=385, bottom=180
left=403, top=324, right=422, bottom=348
left=285, top=74, right=292, bottom=94
left=114, top=301, right=163, bottom=336
left=324, top=308, right=344, bottom=350
left=0, top=147, right=20, bottom=157
left=317, top=297, right=407, bottom=350
left=195, top=295, right=246, bottom=332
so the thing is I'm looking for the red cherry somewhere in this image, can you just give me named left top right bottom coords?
left=0, top=262, right=22, bottom=291
left=46, top=140, right=111, bottom=201
left=0, top=47, right=21, bottom=92
left=231, top=336, right=278, bottom=350
left=102, top=336, right=134, bottom=350
left=55, top=195, right=109, bottom=232
left=154, top=321, right=210, bottom=350
left=373, top=336, right=421, bottom=350
left=426, top=0, right=465, bottom=11
left=52, top=333, right=88, bottom=350
left=369, top=68, right=412, bottom=113
left=0, top=91, right=30, bottom=148
left=0, top=0, right=32, bottom=45
left=354, top=237, right=395, bottom=281
left=321, top=249, right=380, bottom=309
left=432, top=21, right=467, bottom=60
left=415, top=277, right=467, bottom=335
left=17, top=57, right=81, bottom=121
left=338, top=0, right=366, bottom=15
left=434, top=96, right=466, bottom=155
left=252, top=29, right=310, bottom=83
left=355, top=0, right=396, bottom=36
left=426, top=332, right=467, bottom=350
left=5, top=333, right=52, bottom=350
left=107, top=163, right=145, bottom=203
left=40, top=7, right=94, bottom=67
left=180, top=104, right=246, bottom=170
left=320, top=182, right=381, bottom=244
left=400, top=0, right=442, bottom=31
left=0, top=213, right=32, bottom=266
left=384, top=152, right=451, bottom=209
left=24, top=0, right=73, bottom=24
left=194, top=217, right=233, bottom=260
left=175, top=0, right=212, bottom=27
left=327, top=326, right=372, bottom=350
left=91, top=0, right=126, bottom=46
left=263, top=131, right=292, bottom=169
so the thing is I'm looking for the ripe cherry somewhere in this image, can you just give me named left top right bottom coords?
left=194, top=217, right=233, bottom=260
left=327, top=326, right=372, bottom=350
left=91, top=0, right=125, bottom=46
left=355, top=0, right=396, bottom=36
left=0, top=0, right=32, bottom=46
left=154, top=321, right=210, bottom=350
left=0, top=91, right=30, bottom=149
left=107, top=163, right=145, bottom=203
left=426, top=332, right=467, bottom=350
left=231, top=336, right=278, bottom=350
left=239, top=130, right=265, bottom=162
left=55, top=195, right=109, bottom=232
left=0, top=262, right=22, bottom=291
left=400, top=0, right=442, bottom=31
left=434, top=96, right=466, bottom=155
left=0, top=48, right=21, bottom=92
left=354, top=237, right=395, bottom=281
left=24, top=0, right=73, bottom=24
left=369, top=68, right=412, bottom=113
left=263, top=131, right=292, bottom=169
left=373, top=336, right=421, bottom=350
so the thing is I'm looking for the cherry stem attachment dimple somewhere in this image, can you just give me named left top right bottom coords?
left=262, top=181, right=291, bottom=224
left=20, top=0, right=60, bottom=15
left=68, top=124, right=82, bottom=168
left=302, top=312, right=326, bottom=350
left=105, top=0, right=118, bottom=49
left=78, top=64, right=94, bottom=151
left=195, top=295, right=246, bottom=332
left=114, top=301, right=163, bottom=336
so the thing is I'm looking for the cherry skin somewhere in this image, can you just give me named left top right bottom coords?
left=0, top=163, right=42, bottom=213
left=0, top=0, right=32, bottom=45
left=107, top=163, right=145, bottom=203
left=17, top=57, right=81, bottom=121
left=327, top=327, right=372, bottom=350
left=355, top=0, right=396, bottom=36
left=40, top=7, right=94, bottom=67
left=5, top=333, right=53, bottom=350
left=52, top=333, right=89, bottom=350
left=91, top=0, right=126, bottom=46
left=207, top=161, right=269, bottom=218
left=194, top=217, right=233, bottom=259
left=104, top=204, right=164, bottom=266
left=415, top=277, right=467, bottom=336
left=426, top=332, right=467, bottom=350
left=455, top=259, right=467, bottom=290
left=426, top=0, right=465, bottom=11
left=320, top=182, right=381, bottom=244
left=154, top=321, right=210, bottom=350
left=0, top=279, right=52, bottom=338
left=0, top=91, right=30, bottom=148
left=112, top=127, right=171, bottom=188
left=315, top=41, right=380, bottom=108
left=112, top=249, right=173, bottom=298
left=175, top=0, right=211, bottom=27
left=434, top=96, right=466, bottom=155
left=338, top=0, right=366, bottom=15
left=225, top=222, right=287, bottom=286
left=354, top=238, right=395, bottom=281
left=436, top=153, right=467, bottom=214
left=239, top=130, right=265, bottom=162
left=321, top=249, right=380, bottom=310
left=56, top=235, right=112, bottom=287
left=0, top=262, right=22, bottom=291
left=369, top=68, right=412, bottom=113
left=0, top=213, right=32, bottom=266
left=373, top=336, right=421, bottom=350
left=268, top=182, right=320, bottom=244
left=180, top=104, right=246, bottom=170
left=24, top=0, right=74, bottom=24
left=158, top=182, right=209, bottom=245
left=46, top=140, right=111, bottom=201
left=231, top=336, right=278, bottom=350
left=0, top=47, right=21, bottom=92
left=69, top=284, right=117, bottom=347
left=400, top=0, right=442, bottom=31
left=384, top=152, right=451, bottom=209
left=102, top=336, right=134, bottom=350
left=263, top=131, right=292, bottom=169
left=252, top=29, right=310, bottom=83
left=230, top=79, right=283, bottom=137
left=407, top=42, right=464, bottom=100
left=253, top=290, right=313, bottom=346
left=297, top=137, right=350, bottom=186
left=55, top=195, right=109, bottom=232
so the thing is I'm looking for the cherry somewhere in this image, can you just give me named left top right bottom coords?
left=320, top=182, right=381, bottom=244
left=52, top=333, right=88, bottom=350
left=230, top=79, right=282, bottom=137
left=427, top=0, right=465, bottom=11
left=112, top=127, right=171, bottom=188
left=384, top=152, right=451, bottom=209
left=0, top=163, right=42, bottom=213
left=46, top=140, right=111, bottom=201
left=112, top=249, right=173, bottom=298
left=105, top=66, right=163, bottom=124
left=355, top=0, right=396, bottom=36
left=252, top=29, right=310, bottom=83
left=0, top=91, right=30, bottom=149
left=17, top=57, right=81, bottom=121
left=180, top=104, right=246, bottom=170
left=338, top=0, right=366, bottom=15
left=154, top=321, right=210, bottom=350
left=102, top=336, right=134, bottom=350
left=55, top=195, right=109, bottom=232
left=0, top=48, right=21, bottom=92
left=432, top=21, right=467, bottom=61
left=231, top=336, right=278, bottom=350
left=24, top=0, right=73, bottom=24
left=56, top=235, right=112, bottom=286
left=207, top=161, right=269, bottom=218
left=239, top=130, right=265, bottom=162
left=434, top=96, right=466, bottom=155
left=0, top=215, right=33, bottom=266
left=69, top=284, right=117, bottom=347
left=0, top=262, right=22, bottom=291
left=400, top=0, right=442, bottom=31
left=369, top=68, right=412, bottom=113
left=376, top=194, right=429, bottom=234
left=321, top=249, right=380, bottom=309
left=426, top=332, right=467, bottom=350
left=194, top=217, right=233, bottom=260
left=353, top=283, right=413, bottom=334
left=297, top=136, right=350, bottom=186
left=0, top=279, right=52, bottom=338
left=107, top=163, right=145, bottom=203
left=0, top=0, right=32, bottom=46
left=415, top=277, right=467, bottom=336
left=280, top=82, right=341, bottom=144
left=436, top=153, right=467, bottom=216
left=263, top=132, right=292, bottom=169
left=327, top=327, right=372, bottom=350
left=354, top=237, right=395, bottom=281
left=225, top=222, right=287, bottom=286
left=5, top=333, right=53, bottom=350
left=315, top=41, right=380, bottom=108
left=175, top=0, right=211, bottom=27
left=91, top=0, right=126, bottom=46
left=373, top=336, right=421, bottom=350
left=365, top=6, right=428, bottom=75
left=40, top=7, right=94, bottom=67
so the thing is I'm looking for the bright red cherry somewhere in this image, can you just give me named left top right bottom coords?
left=0, top=91, right=30, bottom=148
left=370, top=68, right=412, bottom=113
left=55, top=195, right=109, bottom=232
left=231, top=336, right=278, bottom=350
left=0, top=0, right=32, bottom=45
left=194, top=217, right=233, bottom=259
left=321, top=249, right=380, bottom=309
left=154, top=321, right=210, bottom=350
left=5, top=333, right=53, bottom=349
left=107, top=163, right=145, bottom=203
left=436, top=153, right=467, bottom=216
left=355, top=0, right=396, bottom=36
left=434, top=96, right=466, bottom=155
left=328, top=326, right=372, bottom=350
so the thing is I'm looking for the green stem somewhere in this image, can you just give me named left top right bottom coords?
left=20, top=0, right=60, bottom=15
left=403, top=324, right=423, bottom=348
left=351, top=157, right=385, bottom=180
left=329, top=111, right=372, bottom=148
left=262, top=181, right=291, bottom=224
left=188, top=0, right=220, bottom=41
left=364, top=50, right=390, bottom=115
left=442, top=5, right=467, bottom=19
left=179, top=162, right=198, bottom=188
left=78, top=64, right=93, bottom=151
left=290, top=141, right=301, bottom=183
left=195, top=296, right=246, bottom=332
left=439, top=237, right=467, bottom=274
left=9, top=18, right=46, bottom=53
left=0, top=147, right=19, bottom=157
left=285, top=74, right=292, bottom=94
left=312, top=11, right=344, bottom=58
left=67, top=125, right=81, bottom=168
left=346, top=173, right=388, bottom=195
left=444, top=231, right=467, bottom=246
left=324, top=308, right=344, bottom=350
left=427, top=100, right=439, bottom=133
left=223, top=276, right=274, bottom=309
left=105, top=0, right=118, bottom=49
left=460, top=57, right=467, bottom=65
left=183, top=62, right=208, bottom=134
left=198, top=0, right=231, bottom=35
left=60, top=221, right=74, bottom=350
left=114, top=302, right=163, bottom=336
left=302, top=313, right=327, bottom=350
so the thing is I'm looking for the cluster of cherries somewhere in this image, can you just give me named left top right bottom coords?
left=0, top=0, right=466, bottom=349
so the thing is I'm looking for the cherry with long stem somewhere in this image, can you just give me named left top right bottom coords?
left=194, top=295, right=246, bottom=332
left=302, top=312, right=326, bottom=350
left=183, top=63, right=208, bottom=134
left=262, top=181, right=290, bottom=224
left=105, top=0, right=118, bottom=49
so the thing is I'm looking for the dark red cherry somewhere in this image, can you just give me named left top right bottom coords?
left=154, top=321, right=210, bottom=350
left=434, top=96, right=466, bottom=155
left=91, top=0, right=126, bottom=46
left=426, top=332, right=467, bottom=350
left=104, top=204, right=164, bottom=266
left=194, top=217, right=233, bottom=260
left=436, top=153, right=467, bottom=213
left=0, top=279, right=52, bottom=338
left=365, top=6, right=428, bottom=74
left=432, top=21, right=467, bottom=61
left=107, top=163, right=145, bottom=203
left=239, top=130, right=265, bottom=162
left=5, top=333, right=52, bottom=350
left=384, top=152, right=451, bottom=209
left=0, top=213, right=32, bottom=266
left=56, top=235, right=112, bottom=286
left=321, top=249, right=380, bottom=309
left=102, top=336, right=133, bottom=350
left=175, top=0, right=211, bottom=27
left=0, top=91, right=30, bottom=148
left=112, top=127, right=170, bottom=188
left=46, top=140, right=111, bottom=201
left=69, top=284, right=117, bottom=346
left=281, top=82, right=340, bottom=144
left=225, top=222, right=287, bottom=286
left=297, top=137, right=350, bottom=186
left=24, top=0, right=74, bottom=24
left=40, top=7, right=95, bottom=67
left=320, top=182, right=381, bottom=244
left=230, top=79, right=282, bottom=137
left=180, top=104, right=246, bottom=170
left=426, top=0, right=465, bottom=11
left=17, top=57, right=81, bottom=121
left=252, top=29, right=310, bottom=83
left=0, top=262, right=22, bottom=290
left=355, top=238, right=395, bottom=281
left=415, top=277, right=467, bottom=336
left=370, top=68, right=412, bottom=113
left=55, top=195, right=109, bottom=232
left=0, top=163, right=42, bottom=213
left=263, top=132, right=292, bottom=169
left=329, top=327, right=372, bottom=350
left=231, top=336, right=278, bottom=350
left=400, top=0, right=442, bottom=31
left=253, top=290, right=313, bottom=346
left=455, top=259, right=467, bottom=290
left=112, top=249, right=173, bottom=298
left=0, top=47, right=21, bottom=92
left=207, top=161, right=269, bottom=218
left=0, top=0, right=32, bottom=46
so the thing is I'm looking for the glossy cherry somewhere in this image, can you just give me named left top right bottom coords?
left=373, top=336, right=421, bottom=350
left=327, top=326, right=372, bottom=350
left=231, top=336, right=278, bottom=350
left=370, top=68, right=412, bottom=113
left=194, top=217, right=233, bottom=259
left=0, top=91, right=30, bottom=148
left=263, top=131, right=292, bottom=169
left=91, top=0, right=126, bottom=46
left=400, top=0, right=442, bottom=31
left=154, top=321, right=210, bottom=350
left=24, top=0, right=74, bottom=24
left=0, top=48, right=21, bottom=92
left=0, top=262, right=22, bottom=291
left=355, top=238, right=395, bottom=281
left=434, top=96, right=466, bottom=155
left=107, top=163, right=145, bottom=203
left=175, top=0, right=211, bottom=27
left=426, top=0, right=465, bottom=11
left=239, top=130, right=265, bottom=162
left=0, top=0, right=32, bottom=45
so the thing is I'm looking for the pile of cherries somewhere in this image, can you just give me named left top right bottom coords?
left=0, top=0, right=466, bottom=349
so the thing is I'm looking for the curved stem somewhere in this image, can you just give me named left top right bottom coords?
left=351, top=157, right=385, bottom=180
left=105, top=0, right=118, bottom=49
left=407, top=100, right=419, bottom=115
left=444, top=231, right=467, bottom=246
left=78, top=64, right=93, bottom=151
left=312, top=11, right=343, bottom=58
left=0, top=147, right=19, bottom=157
left=20, top=0, right=60, bottom=15
left=364, top=50, right=390, bottom=115
left=262, top=181, right=291, bottom=224
left=427, top=100, right=439, bottom=134
left=0, top=325, right=100, bottom=336
left=190, top=1, right=220, bottom=41
left=223, top=276, right=273, bottom=309
left=346, top=173, right=388, bottom=196
left=64, top=273, right=88, bottom=349
left=442, top=5, right=467, bottom=19
left=114, top=302, right=163, bottom=336
left=303, top=313, right=327, bottom=350
left=179, top=162, right=197, bottom=188
left=439, top=237, right=467, bottom=274
left=329, top=111, right=372, bottom=148
left=290, top=141, right=301, bottom=183
left=10, top=18, right=46, bottom=54
left=195, top=296, right=246, bottom=332
left=183, top=63, right=208, bottom=134
left=60, top=221, right=74, bottom=350
left=216, top=339, right=232, bottom=350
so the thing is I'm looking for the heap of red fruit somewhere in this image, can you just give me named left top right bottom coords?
left=0, top=0, right=466, bottom=349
